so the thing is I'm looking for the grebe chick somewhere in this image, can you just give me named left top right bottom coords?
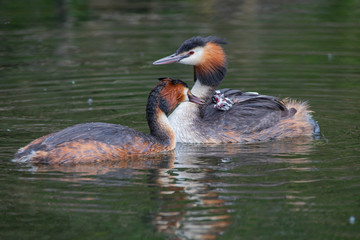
left=13, top=78, right=204, bottom=164
left=153, top=36, right=320, bottom=143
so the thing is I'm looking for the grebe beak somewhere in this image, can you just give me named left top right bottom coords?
left=188, top=91, right=205, bottom=105
left=153, top=53, right=184, bottom=65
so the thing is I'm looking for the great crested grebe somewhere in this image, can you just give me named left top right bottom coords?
left=153, top=36, right=320, bottom=143
left=13, top=78, right=204, bottom=164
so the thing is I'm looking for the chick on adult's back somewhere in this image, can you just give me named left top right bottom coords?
left=13, top=78, right=204, bottom=164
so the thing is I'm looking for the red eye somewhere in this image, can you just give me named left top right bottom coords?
left=189, top=51, right=194, bottom=55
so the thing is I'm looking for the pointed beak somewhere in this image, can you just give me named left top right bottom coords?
left=153, top=53, right=183, bottom=65
left=187, top=91, right=205, bottom=105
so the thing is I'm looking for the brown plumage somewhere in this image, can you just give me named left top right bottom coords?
left=13, top=78, right=204, bottom=164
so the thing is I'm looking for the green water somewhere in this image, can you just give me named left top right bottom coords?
left=1, top=0, right=360, bottom=239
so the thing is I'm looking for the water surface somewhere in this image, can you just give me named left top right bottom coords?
left=1, top=0, right=360, bottom=239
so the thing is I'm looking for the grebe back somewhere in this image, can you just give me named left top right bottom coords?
left=153, top=36, right=320, bottom=143
left=13, top=78, right=204, bottom=164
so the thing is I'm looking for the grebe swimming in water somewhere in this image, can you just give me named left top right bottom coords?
left=153, top=36, right=320, bottom=143
left=13, top=78, right=204, bottom=164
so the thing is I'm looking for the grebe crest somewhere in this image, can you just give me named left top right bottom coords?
left=153, top=36, right=227, bottom=87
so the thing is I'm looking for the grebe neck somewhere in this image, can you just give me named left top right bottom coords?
left=191, top=79, right=216, bottom=103
left=146, top=96, right=176, bottom=149
left=192, top=42, right=227, bottom=89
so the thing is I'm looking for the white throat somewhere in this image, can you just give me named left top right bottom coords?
left=158, top=112, right=176, bottom=149
left=168, top=80, right=213, bottom=143
left=191, top=80, right=214, bottom=99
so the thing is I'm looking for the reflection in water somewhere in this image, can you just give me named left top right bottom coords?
left=31, top=152, right=175, bottom=176
left=154, top=152, right=232, bottom=240
left=153, top=137, right=316, bottom=239
left=25, top=136, right=317, bottom=240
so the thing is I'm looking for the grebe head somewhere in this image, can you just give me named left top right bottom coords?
left=146, top=77, right=204, bottom=144
left=150, top=77, right=205, bottom=115
left=153, top=36, right=227, bottom=87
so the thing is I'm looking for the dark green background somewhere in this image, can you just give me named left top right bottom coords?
left=1, top=0, right=359, bottom=239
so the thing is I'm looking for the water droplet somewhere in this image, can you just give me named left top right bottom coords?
left=328, top=53, right=333, bottom=62
left=221, top=158, right=232, bottom=163
left=349, top=216, right=355, bottom=224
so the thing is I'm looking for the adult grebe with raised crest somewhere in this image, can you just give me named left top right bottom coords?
left=153, top=36, right=320, bottom=143
left=13, top=78, right=204, bottom=164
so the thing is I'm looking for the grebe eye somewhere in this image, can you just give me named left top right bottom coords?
left=189, top=51, right=194, bottom=55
